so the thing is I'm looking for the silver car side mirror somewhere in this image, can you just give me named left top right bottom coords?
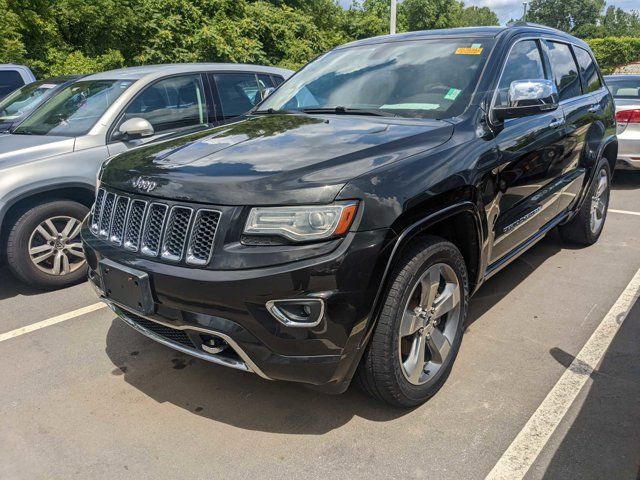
left=119, top=117, right=155, bottom=139
left=494, top=79, right=559, bottom=121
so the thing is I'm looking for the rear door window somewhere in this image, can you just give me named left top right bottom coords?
left=496, top=40, right=546, bottom=107
left=0, top=70, right=26, bottom=98
left=572, top=46, right=602, bottom=93
left=118, top=74, right=208, bottom=134
left=546, top=41, right=582, bottom=101
left=211, top=73, right=261, bottom=120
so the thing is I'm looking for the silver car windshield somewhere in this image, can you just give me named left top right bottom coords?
left=257, top=38, right=494, bottom=119
left=13, top=80, right=134, bottom=136
left=0, top=80, right=59, bottom=122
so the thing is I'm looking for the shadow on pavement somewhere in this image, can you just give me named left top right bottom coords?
left=612, top=170, right=640, bottom=191
left=0, top=266, right=41, bottom=301
left=541, top=299, right=640, bottom=479
left=103, top=229, right=569, bottom=434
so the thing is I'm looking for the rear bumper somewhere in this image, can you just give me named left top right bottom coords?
left=617, top=128, right=640, bottom=170
left=83, top=227, right=394, bottom=393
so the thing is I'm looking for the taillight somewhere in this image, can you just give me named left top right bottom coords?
left=615, top=109, right=640, bottom=124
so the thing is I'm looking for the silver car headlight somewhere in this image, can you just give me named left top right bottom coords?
left=243, top=202, right=358, bottom=242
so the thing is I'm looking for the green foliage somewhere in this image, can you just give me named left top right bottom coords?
left=1, top=0, right=638, bottom=79
left=586, top=37, right=640, bottom=73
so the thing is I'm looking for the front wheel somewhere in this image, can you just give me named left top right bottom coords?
left=6, top=200, right=89, bottom=290
left=356, top=236, right=469, bottom=407
left=559, top=158, right=611, bottom=245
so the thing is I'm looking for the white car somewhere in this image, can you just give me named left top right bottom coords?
left=0, top=64, right=36, bottom=100
left=605, top=75, right=640, bottom=170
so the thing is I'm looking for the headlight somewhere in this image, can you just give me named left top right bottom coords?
left=243, top=202, right=358, bottom=242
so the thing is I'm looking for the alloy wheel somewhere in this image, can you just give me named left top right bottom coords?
left=590, top=168, right=609, bottom=234
left=398, top=263, right=462, bottom=386
left=28, top=216, right=85, bottom=276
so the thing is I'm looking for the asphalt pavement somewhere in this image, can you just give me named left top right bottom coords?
left=1, top=171, right=639, bottom=480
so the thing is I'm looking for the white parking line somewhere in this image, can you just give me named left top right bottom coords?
left=0, top=303, right=107, bottom=343
left=610, top=208, right=640, bottom=216
left=486, top=268, right=640, bottom=480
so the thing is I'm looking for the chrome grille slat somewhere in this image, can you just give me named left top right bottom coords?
left=141, top=203, right=169, bottom=257
left=186, top=209, right=221, bottom=265
left=91, top=188, right=219, bottom=265
left=161, top=206, right=193, bottom=261
left=109, top=196, right=130, bottom=245
left=90, top=188, right=106, bottom=234
left=123, top=200, right=148, bottom=251
left=98, top=192, right=116, bottom=238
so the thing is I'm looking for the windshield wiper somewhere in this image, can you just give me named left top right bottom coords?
left=301, top=106, right=397, bottom=117
left=253, top=108, right=301, bottom=115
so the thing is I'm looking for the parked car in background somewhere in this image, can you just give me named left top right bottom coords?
left=0, top=65, right=36, bottom=100
left=0, top=63, right=292, bottom=290
left=83, top=24, right=616, bottom=406
left=0, top=76, right=83, bottom=133
left=605, top=75, right=640, bottom=170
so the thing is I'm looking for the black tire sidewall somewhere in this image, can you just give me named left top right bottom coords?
left=391, top=244, right=469, bottom=404
left=7, top=200, right=89, bottom=290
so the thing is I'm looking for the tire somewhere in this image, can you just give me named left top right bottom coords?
left=6, top=200, right=89, bottom=290
left=356, top=236, right=469, bottom=408
left=559, top=158, right=611, bottom=246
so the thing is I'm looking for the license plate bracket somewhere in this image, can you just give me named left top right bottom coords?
left=99, top=259, right=154, bottom=315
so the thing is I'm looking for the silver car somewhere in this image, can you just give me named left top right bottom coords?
left=605, top=75, right=640, bottom=170
left=0, top=63, right=292, bottom=289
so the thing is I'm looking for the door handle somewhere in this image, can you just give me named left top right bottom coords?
left=549, top=118, right=565, bottom=128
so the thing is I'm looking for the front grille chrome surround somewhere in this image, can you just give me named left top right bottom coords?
left=90, top=187, right=221, bottom=266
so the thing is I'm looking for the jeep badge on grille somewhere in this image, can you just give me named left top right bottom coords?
left=131, top=177, right=157, bottom=192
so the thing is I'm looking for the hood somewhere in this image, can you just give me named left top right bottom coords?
left=0, top=134, right=75, bottom=168
left=102, top=114, right=454, bottom=205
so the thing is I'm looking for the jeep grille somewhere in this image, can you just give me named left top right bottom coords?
left=90, top=187, right=220, bottom=265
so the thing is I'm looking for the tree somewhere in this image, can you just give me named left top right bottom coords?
left=401, top=0, right=464, bottom=31
left=0, top=0, right=27, bottom=63
left=527, top=0, right=605, bottom=33
left=457, top=6, right=499, bottom=27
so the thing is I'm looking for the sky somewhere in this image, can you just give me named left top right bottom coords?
left=338, top=0, right=638, bottom=26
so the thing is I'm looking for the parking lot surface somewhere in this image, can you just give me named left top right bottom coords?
left=1, top=172, right=639, bottom=480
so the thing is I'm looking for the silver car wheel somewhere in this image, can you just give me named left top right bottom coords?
left=590, top=168, right=608, bottom=234
left=398, top=263, right=462, bottom=386
left=28, top=216, right=85, bottom=276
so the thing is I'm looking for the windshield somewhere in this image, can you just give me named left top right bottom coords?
left=258, top=38, right=494, bottom=119
left=606, top=78, right=640, bottom=99
left=0, top=80, right=61, bottom=122
left=13, top=80, right=134, bottom=136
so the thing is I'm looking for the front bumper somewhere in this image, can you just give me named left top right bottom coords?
left=83, top=227, right=393, bottom=393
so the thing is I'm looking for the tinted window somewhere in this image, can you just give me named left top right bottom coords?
left=0, top=70, right=26, bottom=97
left=0, top=80, right=59, bottom=122
left=573, top=47, right=601, bottom=93
left=14, top=80, right=134, bottom=136
left=119, top=74, right=208, bottom=133
left=547, top=42, right=581, bottom=101
left=496, top=40, right=546, bottom=107
left=258, top=38, right=495, bottom=119
left=213, top=73, right=261, bottom=120
left=606, top=78, right=640, bottom=99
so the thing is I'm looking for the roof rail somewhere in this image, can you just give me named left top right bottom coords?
left=506, top=21, right=564, bottom=33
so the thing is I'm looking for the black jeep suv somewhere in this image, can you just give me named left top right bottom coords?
left=82, top=24, right=616, bottom=407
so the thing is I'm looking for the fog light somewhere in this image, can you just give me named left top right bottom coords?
left=201, top=335, right=228, bottom=354
left=266, top=298, right=325, bottom=327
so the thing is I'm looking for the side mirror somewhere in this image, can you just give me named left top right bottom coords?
left=118, top=117, right=154, bottom=139
left=493, top=79, right=559, bottom=121
left=260, top=87, right=276, bottom=101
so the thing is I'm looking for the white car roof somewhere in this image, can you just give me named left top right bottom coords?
left=84, top=63, right=293, bottom=82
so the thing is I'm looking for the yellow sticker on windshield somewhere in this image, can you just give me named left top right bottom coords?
left=455, top=47, right=483, bottom=55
